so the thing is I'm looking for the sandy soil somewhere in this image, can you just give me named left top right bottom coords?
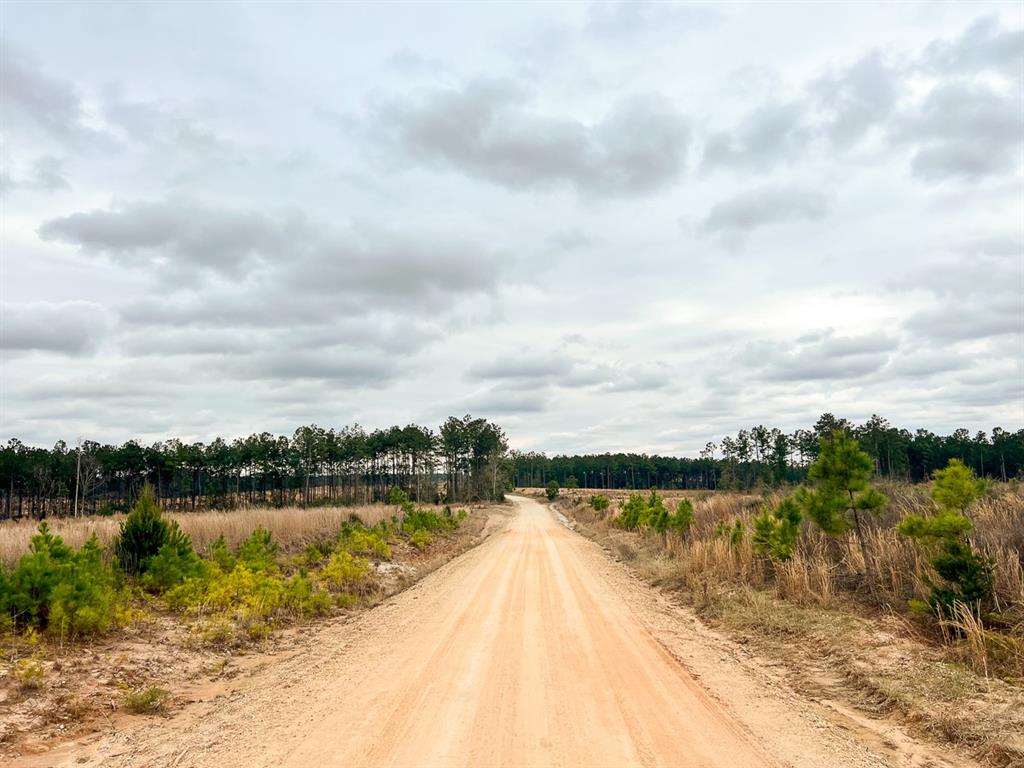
left=22, top=496, right=971, bottom=768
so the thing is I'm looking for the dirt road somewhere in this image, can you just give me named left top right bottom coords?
left=39, top=496, right=964, bottom=768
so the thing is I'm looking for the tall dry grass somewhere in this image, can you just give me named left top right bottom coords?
left=0, top=504, right=401, bottom=568
left=563, top=483, right=1024, bottom=618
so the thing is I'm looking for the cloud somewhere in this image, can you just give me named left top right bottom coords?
left=702, top=102, right=809, bottom=172
left=371, top=78, right=690, bottom=195
left=0, top=42, right=97, bottom=144
left=884, top=351, right=971, bottom=378
left=40, top=200, right=506, bottom=308
left=469, top=354, right=572, bottom=381
left=1, top=301, right=113, bottom=355
left=897, top=81, right=1023, bottom=182
left=0, top=155, right=71, bottom=195
left=922, top=16, right=1024, bottom=80
left=904, top=294, right=1022, bottom=342
left=811, top=51, right=900, bottom=148
left=460, top=388, right=550, bottom=415
left=741, top=331, right=897, bottom=382
left=700, top=186, right=827, bottom=236
left=39, top=199, right=291, bottom=277
left=221, top=349, right=399, bottom=385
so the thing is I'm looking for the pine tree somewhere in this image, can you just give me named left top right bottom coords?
left=796, top=431, right=886, bottom=593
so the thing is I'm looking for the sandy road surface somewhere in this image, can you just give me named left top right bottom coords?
left=33, top=496, right=963, bottom=768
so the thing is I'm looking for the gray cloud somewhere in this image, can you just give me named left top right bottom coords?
left=460, top=388, right=550, bottom=416
left=1, top=301, right=113, bottom=355
left=0, top=155, right=71, bottom=195
left=40, top=200, right=505, bottom=309
left=222, top=349, right=399, bottom=385
left=372, top=79, right=690, bottom=195
left=885, top=351, right=971, bottom=379
left=897, top=81, right=1023, bottom=182
left=39, top=199, right=292, bottom=277
left=811, top=51, right=900, bottom=148
left=0, top=42, right=96, bottom=144
left=904, top=294, right=1022, bottom=342
left=923, top=16, right=1024, bottom=80
left=469, top=354, right=572, bottom=382
left=702, top=102, right=809, bottom=172
left=700, top=186, right=827, bottom=235
left=742, top=331, right=898, bottom=382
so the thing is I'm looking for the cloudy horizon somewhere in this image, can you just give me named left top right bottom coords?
left=2, top=1, right=1022, bottom=455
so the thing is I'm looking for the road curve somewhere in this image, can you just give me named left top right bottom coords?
left=283, top=495, right=771, bottom=768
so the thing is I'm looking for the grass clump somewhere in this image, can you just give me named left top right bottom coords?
left=121, top=685, right=169, bottom=715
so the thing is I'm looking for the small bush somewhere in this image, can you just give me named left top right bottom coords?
left=589, top=495, right=610, bottom=512
left=4, top=526, right=120, bottom=637
left=140, top=525, right=203, bottom=594
left=546, top=480, right=560, bottom=500
left=752, top=498, right=802, bottom=562
left=403, top=508, right=453, bottom=534
left=114, top=485, right=170, bottom=575
left=49, top=534, right=119, bottom=637
left=899, top=459, right=994, bottom=620
left=121, top=685, right=169, bottom=715
left=236, top=527, right=279, bottom=573
left=339, top=527, right=391, bottom=559
left=283, top=572, right=331, bottom=618
left=320, top=551, right=372, bottom=594
left=207, top=534, right=236, bottom=573
left=410, top=529, right=432, bottom=550
left=15, top=658, right=45, bottom=689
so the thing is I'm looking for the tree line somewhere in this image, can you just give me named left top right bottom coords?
left=0, top=415, right=509, bottom=519
left=514, top=414, right=1024, bottom=491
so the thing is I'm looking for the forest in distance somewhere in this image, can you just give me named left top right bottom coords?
left=3, top=412, right=1023, bottom=520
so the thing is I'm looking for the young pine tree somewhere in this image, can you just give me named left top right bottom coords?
left=752, top=497, right=802, bottom=562
left=795, top=431, right=886, bottom=593
left=897, top=459, right=993, bottom=619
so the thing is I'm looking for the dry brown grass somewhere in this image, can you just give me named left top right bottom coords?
left=559, top=484, right=1024, bottom=613
left=0, top=503, right=404, bottom=567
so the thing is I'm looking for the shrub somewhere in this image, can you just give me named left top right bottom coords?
left=752, top=498, right=802, bottom=562
left=121, top=685, right=169, bottom=715
left=207, top=534, right=236, bottom=573
left=140, top=524, right=204, bottom=594
left=409, top=529, right=432, bottom=550
left=899, top=459, right=994, bottom=619
left=714, top=519, right=745, bottom=548
left=283, top=573, right=331, bottom=618
left=5, top=525, right=119, bottom=637
left=320, top=550, right=372, bottom=594
left=616, top=491, right=689, bottom=534
left=589, top=495, right=610, bottom=512
left=546, top=480, right=560, bottom=500
left=5, top=522, right=74, bottom=628
left=339, top=527, right=391, bottom=560
left=114, top=485, right=170, bottom=575
left=795, top=431, right=886, bottom=586
left=667, top=499, right=695, bottom=537
left=48, top=534, right=119, bottom=637
left=15, top=658, right=45, bottom=689
left=236, top=527, right=279, bottom=573
left=403, top=508, right=453, bottom=534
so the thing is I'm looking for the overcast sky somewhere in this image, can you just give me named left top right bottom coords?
left=1, top=1, right=1022, bottom=455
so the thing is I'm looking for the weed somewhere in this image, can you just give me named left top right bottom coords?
left=121, top=685, right=169, bottom=715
